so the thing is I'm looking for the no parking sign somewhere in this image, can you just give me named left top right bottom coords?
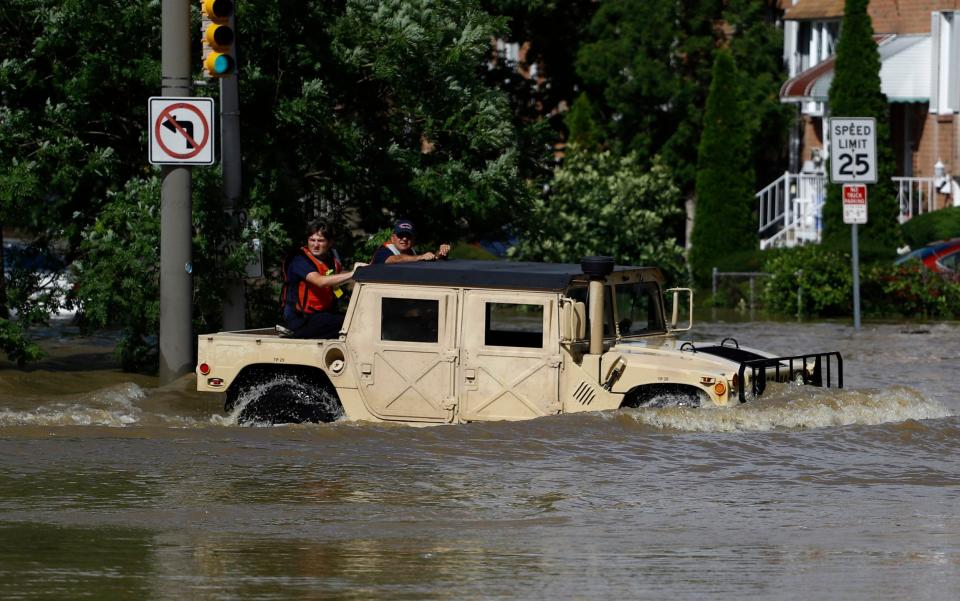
left=148, top=97, right=215, bottom=165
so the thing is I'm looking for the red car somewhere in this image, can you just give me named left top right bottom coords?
left=895, top=238, right=960, bottom=273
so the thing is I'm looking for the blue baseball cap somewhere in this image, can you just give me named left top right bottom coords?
left=394, top=219, right=416, bottom=237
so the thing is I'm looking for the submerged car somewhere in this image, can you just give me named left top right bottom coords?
left=895, top=238, right=960, bottom=274
left=196, top=257, right=843, bottom=424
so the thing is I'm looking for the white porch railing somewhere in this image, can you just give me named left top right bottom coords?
left=758, top=175, right=951, bottom=249
left=893, top=177, right=936, bottom=223
left=757, top=172, right=825, bottom=250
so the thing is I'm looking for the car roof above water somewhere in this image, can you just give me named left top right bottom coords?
left=353, top=259, right=663, bottom=292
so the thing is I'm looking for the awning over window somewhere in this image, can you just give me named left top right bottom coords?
left=783, top=0, right=845, bottom=21
left=780, top=35, right=930, bottom=103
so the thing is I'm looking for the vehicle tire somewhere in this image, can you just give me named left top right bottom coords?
left=225, top=366, right=343, bottom=425
left=621, top=385, right=707, bottom=409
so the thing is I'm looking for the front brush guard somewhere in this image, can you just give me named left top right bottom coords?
left=737, top=352, right=843, bottom=403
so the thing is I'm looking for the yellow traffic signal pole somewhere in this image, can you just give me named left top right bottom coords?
left=159, top=0, right=194, bottom=383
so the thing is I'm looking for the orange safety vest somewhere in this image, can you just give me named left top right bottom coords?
left=286, top=247, right=343, bottom=315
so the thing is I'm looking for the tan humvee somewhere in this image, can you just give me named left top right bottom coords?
left=196, top=258, right=842, bottom=424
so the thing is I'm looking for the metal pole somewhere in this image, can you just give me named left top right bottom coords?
left=712, top=267, right=718, bottom=305
left=159, top=0, right=193, bottom=383
left=220, top=65, right=245, bottom=330
left=796, top=269, right=803, bottom=319
left=851, top=224, right=861, bottom=331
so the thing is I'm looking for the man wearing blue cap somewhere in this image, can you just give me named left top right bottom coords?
left=371, top=219, right=450, bottom=264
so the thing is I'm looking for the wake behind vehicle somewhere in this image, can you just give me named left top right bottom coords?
left=196, top=258, right=843, bottom=424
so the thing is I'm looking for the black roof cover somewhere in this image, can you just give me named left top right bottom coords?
left=353, top=260, right=644, bottom=292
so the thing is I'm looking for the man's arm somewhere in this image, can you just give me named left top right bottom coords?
left=304, top=263, right=366, bottom=288
left=385, top=251, right=436, bottom=263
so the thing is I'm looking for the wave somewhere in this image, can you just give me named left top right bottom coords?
left=0, top=383, right=146, bottom=427
left=618, top=385, right=954, bottom=433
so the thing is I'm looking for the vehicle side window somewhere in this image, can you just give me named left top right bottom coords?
left=380, top=298, right=439, bottom=343
left=940, top=250, right=960, bottom=272
left=484, top=302, right=544, bottom=348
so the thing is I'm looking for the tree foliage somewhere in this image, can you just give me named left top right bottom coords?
left=1, top=0, right=537, bottom=368
left=724, top=0, right=791, bottom=185
left=824, top=0, right=901, bottom=255
left=689, top=50, right=756, bottom=284
left=510, top=147, right=686, bottom=284
left=574, top=0, right=721, bottom=190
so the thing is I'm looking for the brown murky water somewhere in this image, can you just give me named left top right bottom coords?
left=1, top=319, right=958, bottom=600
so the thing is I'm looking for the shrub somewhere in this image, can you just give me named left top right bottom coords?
left=901, top=207, right=960, bottom=248
left=761, top=245, right=852, bottom=316
left=864, top=262, right=960, bottom=318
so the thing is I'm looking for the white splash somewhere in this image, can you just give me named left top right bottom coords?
left=0, top=383, right=146, bottom=427
left=622, top=385, right=954, bottom=433
left=209, top=375, right=343, bottom=427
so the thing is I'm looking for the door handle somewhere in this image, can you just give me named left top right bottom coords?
left=464, top=368, right=476, bottom=380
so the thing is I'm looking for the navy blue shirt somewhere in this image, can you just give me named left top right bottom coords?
left=371, top=244, right=417, bottom=264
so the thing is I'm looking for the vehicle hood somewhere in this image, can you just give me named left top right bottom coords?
left=612, top=337, right=776, bottom=373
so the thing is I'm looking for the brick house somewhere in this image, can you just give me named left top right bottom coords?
left=760, top=0, right=960, bottom=248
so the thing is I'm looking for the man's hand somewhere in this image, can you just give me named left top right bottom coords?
left=350, top=262, right=368, bottom=274
left=418, top=251, right=437, bottom=261
left=437, top=244, right=451, bottom=259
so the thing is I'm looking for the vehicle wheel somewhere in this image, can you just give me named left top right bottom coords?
left=225, top=367, right=343, bottom=425
left=621, top=385, right=707, bottom=409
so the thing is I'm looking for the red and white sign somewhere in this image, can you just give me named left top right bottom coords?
left=148, top=97, right=215, bottom=165
left=842, top=183, right=868, bottom=224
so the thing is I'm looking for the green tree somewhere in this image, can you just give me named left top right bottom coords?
left=1, top=0, right=540, bottom=368
left=0, top=0, right=160, bottom=362
left=574, top=0, right=721, bottom=191
left=725, top=0, right=791, bottom=186
left=237, top=0, right=533, bottom=246
left=824, top=0, right=901, bottom=255
left=511, top=147, right=686, bottom=284
left=564, top=93, right=601, bottom=149
left=689, top=50, right=756, bottom=284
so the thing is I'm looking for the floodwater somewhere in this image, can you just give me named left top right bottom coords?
left=0, top=319, right=958, bottom=600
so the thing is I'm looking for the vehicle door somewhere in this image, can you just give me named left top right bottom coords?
left=459, top=291, right=561, bottom=421
left=349, top=286, right=458, bottom=422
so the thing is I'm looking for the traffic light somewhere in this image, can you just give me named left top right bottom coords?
left=201, top=0, right=235, bottom=77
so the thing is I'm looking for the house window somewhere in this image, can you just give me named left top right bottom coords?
left=484, top=302, right=544, bottom=348
left=381, top=298, right=439, bottom=343
left=933, top=12, right=960, bottom=113
left=794, top=20, right=839, bottom=73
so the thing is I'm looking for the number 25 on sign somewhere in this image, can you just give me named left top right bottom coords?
left=829, top=117, right=877, bottom=184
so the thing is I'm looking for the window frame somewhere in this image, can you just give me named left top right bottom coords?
left=379, top=296, right=442, bottom=345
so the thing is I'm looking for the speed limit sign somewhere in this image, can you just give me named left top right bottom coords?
left=829, top=117, right=877, bottom=183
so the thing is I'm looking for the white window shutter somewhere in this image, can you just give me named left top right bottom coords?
left=931, top=12, right=941, bottom=114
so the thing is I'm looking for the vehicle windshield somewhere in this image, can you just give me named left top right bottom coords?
left=568, top=281, right=665, bottom=339
left=612, top=282, right=665, bottom=336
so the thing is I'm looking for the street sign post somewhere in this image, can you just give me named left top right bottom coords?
left=148, top=96, right=215, bottom=165
left=830, top=117, right=876, bottom=333
left=842, top=183, right=868, bottom=224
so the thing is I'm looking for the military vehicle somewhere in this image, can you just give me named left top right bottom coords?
left=196, top=258, right=842, bottom=424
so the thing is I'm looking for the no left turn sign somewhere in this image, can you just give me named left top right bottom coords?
left=148, top=97, right=215, bottom=165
